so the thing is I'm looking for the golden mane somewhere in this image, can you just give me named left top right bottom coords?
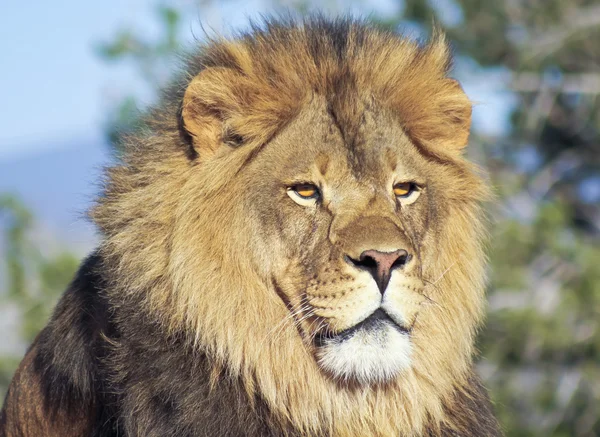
left=92, top=17, right=492, bottom=436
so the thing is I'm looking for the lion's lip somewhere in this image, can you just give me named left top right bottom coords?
left=315, top=309, right=410, bottom=346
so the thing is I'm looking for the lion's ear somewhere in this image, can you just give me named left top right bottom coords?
left=384, top=33, right=472, bottom=156
left=406, top=78, right=472, bottom=154
left=181, top=67, right=250, bottom=160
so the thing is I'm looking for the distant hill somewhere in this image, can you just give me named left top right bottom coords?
left=0, top=139, right=113, bottom=253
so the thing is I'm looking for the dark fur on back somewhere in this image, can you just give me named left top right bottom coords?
left=1, top=17, right=501, bottom=437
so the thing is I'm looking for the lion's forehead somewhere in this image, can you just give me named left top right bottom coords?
left=266, top=97, right=427, bottom=188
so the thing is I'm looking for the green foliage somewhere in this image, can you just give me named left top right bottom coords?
left=484, top=198, right=600, bottom=436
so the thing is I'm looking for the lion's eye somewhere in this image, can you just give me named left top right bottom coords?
left=393, top=182, right=414, bottom=198
left=287, top=183, right=321, bottom=207
left=291, top=184, right=319, bottom=199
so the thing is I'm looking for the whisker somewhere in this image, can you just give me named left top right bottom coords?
left=271, top=303, right=315, bottom=344
left=305, top=317, right=324, bottom=344
left=261, top=303, right=311, bottom=346
left=430, top=261, right=457, bottom=286
left=420, top=259, right=459, bottom=306
left=417, top=285, right=441, bottom=306
left=310, top=320, right=327, bottom=344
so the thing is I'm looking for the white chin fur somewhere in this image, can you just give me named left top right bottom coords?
left=316, top=324, right=412, bottom=384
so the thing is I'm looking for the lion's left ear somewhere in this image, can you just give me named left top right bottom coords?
left=181, top=67, right=251, bottom=160
left=180, top=48, right=299, bottom=161
left=407, top=78, right=472, bottom=154
left=384, top=34, right=472, bottom=156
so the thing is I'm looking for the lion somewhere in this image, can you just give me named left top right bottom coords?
left=0, top=17, right=502, bottom=437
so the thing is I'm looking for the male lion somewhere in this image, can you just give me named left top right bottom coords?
left=0, top=17, right=502, bottom=437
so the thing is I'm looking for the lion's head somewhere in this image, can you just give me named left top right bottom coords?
left=93, top=18, right=490, bottom=435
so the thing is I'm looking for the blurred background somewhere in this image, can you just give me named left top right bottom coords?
left=1, top=0, right=599, bottom=435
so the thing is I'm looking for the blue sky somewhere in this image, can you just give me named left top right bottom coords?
left=0, top=0, right=268, bottom=160
left=2, top=1, right=138, bottom=158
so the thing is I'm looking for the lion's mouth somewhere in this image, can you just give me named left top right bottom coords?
left=314, top=308, right=409, bottom=347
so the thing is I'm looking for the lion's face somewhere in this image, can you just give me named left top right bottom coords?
left=242, top=96, right=454, bottom=384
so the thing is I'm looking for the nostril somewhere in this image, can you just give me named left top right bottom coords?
left=346, top=253, right=379, bottom=279
left=345, top=255, right=360, bottom=268
left=390, top=252, right=410, bottom=270
left=358, top=253, right=379, bottom=269
left=345, top=255, right=377, bottom=270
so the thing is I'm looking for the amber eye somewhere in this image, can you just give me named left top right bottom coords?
left=291, top=184, right=320, bottom=199
left=393, top=182, right=414, bottom=198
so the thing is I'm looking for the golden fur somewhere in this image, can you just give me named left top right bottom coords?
left=91, top=18, right=492, bottom=436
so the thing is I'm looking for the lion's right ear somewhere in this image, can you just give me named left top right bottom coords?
left=181, top=67, right=249, bottom=160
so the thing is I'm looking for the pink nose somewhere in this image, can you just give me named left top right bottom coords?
left=352, top=249, right=410, bottom=294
